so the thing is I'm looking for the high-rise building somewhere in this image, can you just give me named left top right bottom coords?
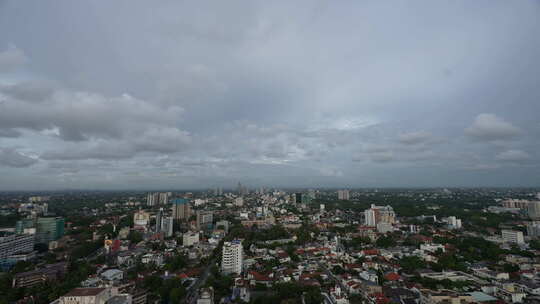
left=526, top=221, right=540, bottom=237
left=337, top=190, right=350, bottom=200
left=197, top=211, right=213, bottom=230
left=158, top=193, right=169, bottom=205
left=161, top=217, right=174, bottom=238
left=35, top=217, right=64, bottom=244
left=146, top=193, right=159, bottom=206
left=155, top=208, right=163, bottom=232
left=528, top=201, right=540, bottom=220
left=501, top=230, right=524, bottom=244
left=364, top=204, right=395, bottom=227
left=171, top=199, right=191, bottom=220
left=222, top=240, right=243, bottom=275
left=133, top=210, right=150, bottom=230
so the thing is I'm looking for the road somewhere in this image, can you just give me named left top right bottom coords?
left=184, top=259, right=216, bottom=304
left=317, top=261, right=349, bottom=296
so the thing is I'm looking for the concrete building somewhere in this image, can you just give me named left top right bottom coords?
left=215, top=220, right=229, bottom=232
left=197, top=287, right=214, bottom=304
left=183, top=231, right=200, bottom=247
left=526, top=221, right=540, bottom=237
left=528, top=201, right=540, bottom=220
left=58, top=288, right=114, bottom=304
left=161, top=217, right=174, bottom=238
left=337, top=190, right=350, bottom=200
left=222, top=240, right=243, bottom=275
left=446, top=216, right=462, bottom=229
left=364, top=204, right=395, bottom=227
left=196, top=210, right=213, bottom=230
left=146, top=193, right=159, bottom=206
left=0, top=233, right=35, bottom=261
left=501, top=230, right=524, bottom=244
left=171, top=199, right=191, bottom=220
left=133, top=210, right=150, bottom=230
left=35, top=217, right=64, bottom=244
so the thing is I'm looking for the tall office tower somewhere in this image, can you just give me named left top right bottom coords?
left=161, top=216, right=174, bottom=238
left=159, top=192, right=169, bottom=205
left=35, top=217, right=64, bottom=244
left=146, top=193, right=159, bottom=206
left=197, top=210, right=214, bottom=230
left=528, top=201, right=540, bottom=220
left=155, top=208, right=163, bottom=232
left=171, top=199, right=191, bottom=220
left=218, top=187, right=223, bottom=196
left=0, top=233, right=35, bottom=261
left=364, top=204, right=395, bottom=226
left=337, top=190, right=350, bottom=200
left=221, top=240, right=243, bottom=275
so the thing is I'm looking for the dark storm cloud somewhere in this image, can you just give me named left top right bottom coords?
left=0, top=0, right=539, bottom=189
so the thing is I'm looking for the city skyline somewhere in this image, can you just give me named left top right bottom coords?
left=1, top=1, right=540, bottom=190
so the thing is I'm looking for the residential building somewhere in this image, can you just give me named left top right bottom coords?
left=161, top=217, right=174, bottom=238
left=183, top=231, right=199, bottom=247
left=364, top=204, right=395, bottom=226
left=529, top=201, right=540, bottom=220
left=222, top=240, right=243, bottom=275
left=196, top=210, right=213, bottom=230
left=171, top=199, right=191, bottom=220
left=337, top=190, right=350, bottom=200
left=146, top=193, right=159, bottom=206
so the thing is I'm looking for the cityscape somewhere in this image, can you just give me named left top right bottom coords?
left=2, top=188, right=540, bottom=304
left=1, top=1, right=540, bottom=304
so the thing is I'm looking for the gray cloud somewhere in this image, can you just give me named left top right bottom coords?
left=0, top=148, right=38, bottom=168
left=495, top=149, right=531, bottom=162
left=0, top=0, right=539, bottom=189
left=465, top=113, right=521, bottom=141
left=0, top=44, right=27, bottom=71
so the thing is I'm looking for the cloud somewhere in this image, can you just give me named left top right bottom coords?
left=0, top=87, right=186, bottom=142
left=465, top=113, right=521, bottom=141
left=0, top=148, right=38, bottom=168
left=495, top=149, right=531, bottom=162
left=0, top=44, right=27, bottom=71
left=398, top=131, right=433, bottom=145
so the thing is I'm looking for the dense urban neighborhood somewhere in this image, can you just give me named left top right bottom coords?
left=1, top=188, right=540, bottom=304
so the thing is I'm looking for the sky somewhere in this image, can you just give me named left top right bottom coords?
left=0, top=1, right=539, bottom=190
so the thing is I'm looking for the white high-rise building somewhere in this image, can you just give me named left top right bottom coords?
left=222, top=240, right=243, bottom=275
left=364, top=209, right=377, bottom=226
left=502, top=230, right=524, bottom=244
left=146, top=193, right=159, bottom=206
left=337, top=190, right=350, bottom=200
